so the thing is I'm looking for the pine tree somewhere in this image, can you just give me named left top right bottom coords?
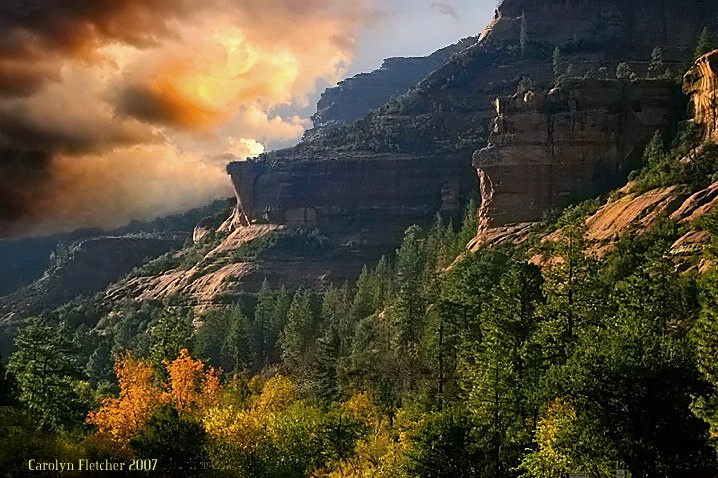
left=696, top=27, right=717, bottom=59
left=320, top=284, right=353, bottom=357
left=648, top=46, right=665, bottom=78
left=464, top=260, right=544, bottom=473
left=271, top=286, right=292, bottom=363
left=281, top=289, right=315, bottom=371
left=538, top=210, right=601, bottom=360
left=222, top=304, right=252, bottom=373
left=456, top=198, right=479, bottom=255
left=314, top=327, right=341, bottom=404
left=9, top=318, right=90, bottom=432
left=252, top=280, right=275, bottom=368
left=393, top=225, right=428, bottom=350
left=194, top=309, right=231, bottom=367
left=149, top=308, right=193, bottom=373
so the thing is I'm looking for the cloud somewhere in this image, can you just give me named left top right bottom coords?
left=0, top=0, right=373, bottom=236
left=431, top=2, right=459, bottom=20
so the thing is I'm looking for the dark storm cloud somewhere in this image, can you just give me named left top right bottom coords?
left=0, top=0, right=372, bottom=236
left=0, top=149, right=52, bottom=236
left=0, top=0, right=191, bottom=97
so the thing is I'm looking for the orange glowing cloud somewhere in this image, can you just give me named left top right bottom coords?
left=0, top=0, right=375, bottom=236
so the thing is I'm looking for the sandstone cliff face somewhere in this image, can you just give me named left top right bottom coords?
left=31, top=0, right=717, bottom=319
left=684, top=49, right=718, bottom=140
left=473, top=79, right=682, bottom=232
left=227, top=154, right=475, bottom=230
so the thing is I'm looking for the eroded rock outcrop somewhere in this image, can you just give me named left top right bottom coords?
left=472, top=78, right=682, bottom=235
left=684, top=49, right=718, bottom=140
left=227, top=154, right=475, bottom=233
left=227, top=0, right=715, bottom=249
left=56, top=0, right=718, bottom=316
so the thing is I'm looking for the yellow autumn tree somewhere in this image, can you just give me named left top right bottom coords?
left=203, top=375, right=306, bottom=473
left=325, top=392, right=410, bottom=478
left=164, top=348, right=222, bottom=415
left=86, top=354, right=162, bottom=450
left=87, top=349, right=223, bottom=451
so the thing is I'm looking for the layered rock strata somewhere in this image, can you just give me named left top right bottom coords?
left=227, top=153, right=475, bottom=233
left=227, top=0, right=715, bottom=245
left=473, top=78, right=682, bottom=232
left=684, top=49, right=718, bottom=140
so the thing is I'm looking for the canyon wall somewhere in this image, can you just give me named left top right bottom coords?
left=227, top=153, right=475, bottom=234
left=473, top=78, right=682, bottom=229
left=307, top=36, right=477, bottom=137
left=226, top=0, right=716, bottom=242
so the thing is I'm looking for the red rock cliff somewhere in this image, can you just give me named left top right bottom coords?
left=473, top=78, right=682, bottom=230
left=684, top=50, right=718, bottom=140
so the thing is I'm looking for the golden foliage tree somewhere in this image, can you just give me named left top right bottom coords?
left=87, top=349, right=222, bottom=451
left=86, top=354, right=162, bottom=450
left=164, top=348, right=222, bottom=414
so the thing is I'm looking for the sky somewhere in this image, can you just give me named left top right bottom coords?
left=0, top=0, right=496, bottom=237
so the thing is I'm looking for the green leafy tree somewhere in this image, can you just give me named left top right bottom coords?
left=406, top=407, right=487, bottom=478
left=518, top=398, right=616, bottom=478
left=616, top=62, right=634, bottom=80
left=551, top=313, right=711, bottom=476
left=130, top=403, right=207, bottom=474
left=8, top=318, right=91, bottom=432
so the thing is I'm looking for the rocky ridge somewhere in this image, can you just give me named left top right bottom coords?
left=83, top=0, right=718, bottom=310
left=306, top=36, right=477, bottom=137
left=230, top=0, right=716, bottom=233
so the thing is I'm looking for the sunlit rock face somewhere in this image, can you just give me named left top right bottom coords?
left=472, top=78, right=682, bottom=231
left=684, top=50, right=718, bottom=141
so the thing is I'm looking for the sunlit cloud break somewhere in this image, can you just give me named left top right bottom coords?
left=0, top=0, right=372, bottom=236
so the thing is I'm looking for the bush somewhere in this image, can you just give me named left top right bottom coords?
left=232, top=228, right=329, bottom=261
